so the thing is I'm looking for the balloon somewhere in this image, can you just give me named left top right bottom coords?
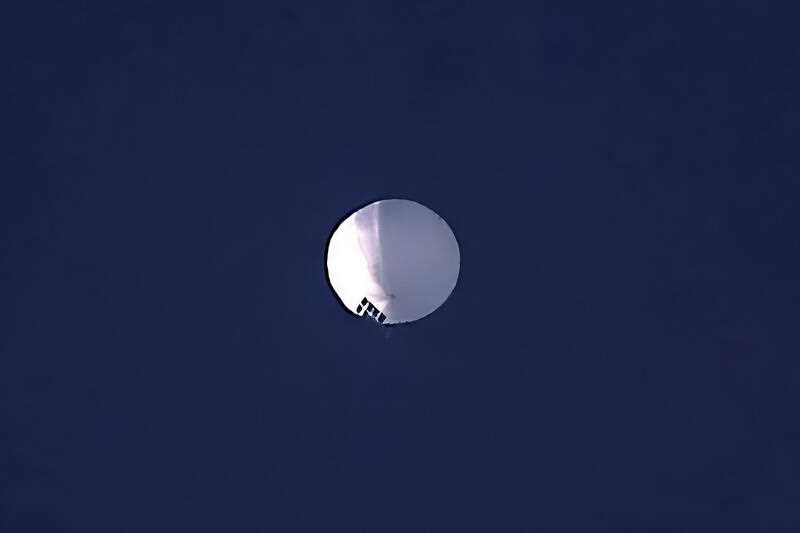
left=326, top=199, right=460, bottom=325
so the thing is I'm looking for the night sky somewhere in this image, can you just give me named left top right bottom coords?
left=3, top=2, right=799, bottom=531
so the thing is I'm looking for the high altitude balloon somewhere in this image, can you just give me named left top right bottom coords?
left=326, top=199, right=460, bottom=325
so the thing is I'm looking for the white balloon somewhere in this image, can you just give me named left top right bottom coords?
left=326, top=199, right=460, bottom=324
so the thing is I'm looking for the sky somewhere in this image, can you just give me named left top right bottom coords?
left=2, top=1, right=799, bottom=531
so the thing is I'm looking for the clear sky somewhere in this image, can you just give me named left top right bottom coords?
left=2, top=1, right=799, bottom=531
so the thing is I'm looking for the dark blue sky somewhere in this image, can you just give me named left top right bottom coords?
left=3, top=2, right=799, bottom=531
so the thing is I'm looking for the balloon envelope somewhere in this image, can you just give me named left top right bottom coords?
left=326, top=199, right=460, bottom=324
